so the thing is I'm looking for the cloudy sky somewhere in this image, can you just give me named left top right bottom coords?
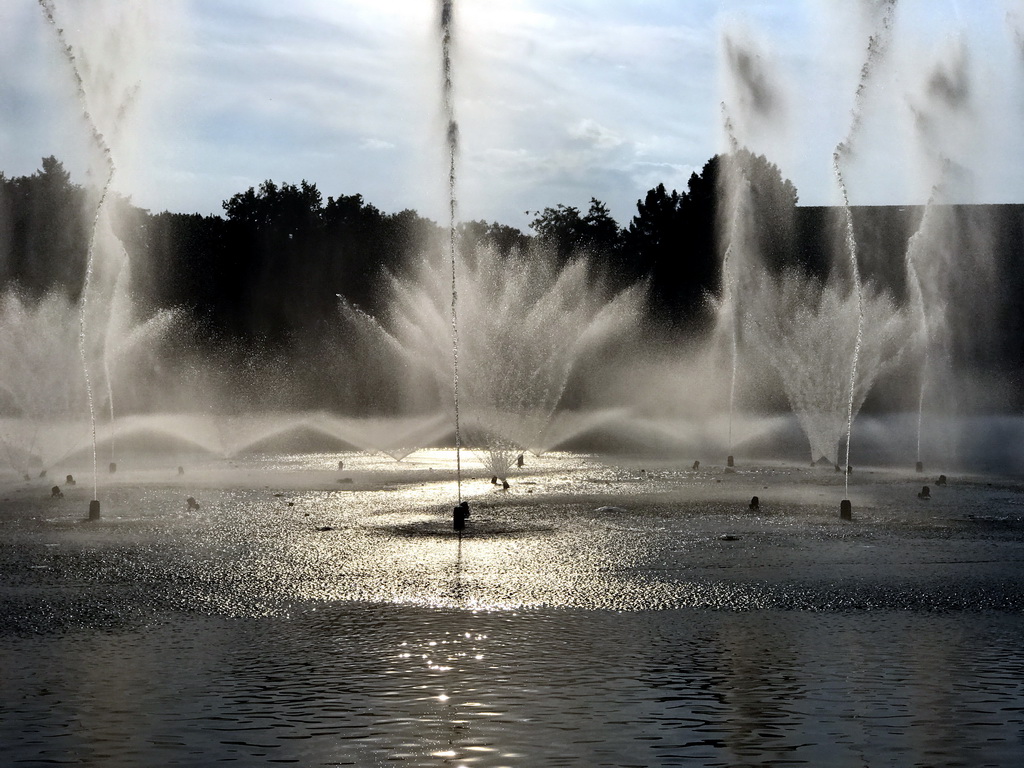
left=2, top=0, right=1023, bottom=229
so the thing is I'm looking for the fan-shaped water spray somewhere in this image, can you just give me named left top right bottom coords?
left=744, top=269, right=911, bottom=465
left=340, top=244, right=645, bottom=479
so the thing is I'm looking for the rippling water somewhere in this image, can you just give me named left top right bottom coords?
left=3, top=607, right=1023, bottom=766
left=2, top=451, right=1023, bottom=765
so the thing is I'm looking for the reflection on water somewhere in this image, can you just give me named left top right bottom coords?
left=3, top=451, right=1024, bottom=764
left=2, top=606, right=1023, bottom=766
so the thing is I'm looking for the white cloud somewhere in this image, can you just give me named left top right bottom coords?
left=569, top=119, right=625, bottom=151
left=3, top=0, right=1022, bottom=224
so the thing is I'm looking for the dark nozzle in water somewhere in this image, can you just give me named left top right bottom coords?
left=66, top=474, right=76, bottom=486
left=937, top=474, right=947, bottom=486
left=39, top=469, right=47, bottom=478
left=453, top=500, right=469, bottom=531
left=727, top=455, right=735, bottom=468
left=918, top=485, right=930, bottom=499
left=517, top=454, right=524, bottom=468
left=51, top=485, right=63, bottom=498
left=338, top=460, right=344, bottom=471
left=840, top=499, right=852, bottom=520
left=491, top=476, right=498, bottom=485
left=749, top=495, right=759, bottom=511
left=88, top=499, right=100, bottom=521
left=692, top=460, right=700, bottom=471
left=502, top=479, right=510, bottom=490
left=915, top=461, right=924, bottom=473
left=186, top=496, right=200, bottom=510
left=178, top=466, right=185, bottom=476
left=109, top=462, right=117, bottom=474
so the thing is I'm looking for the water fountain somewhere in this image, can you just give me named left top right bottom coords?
left=714, top=2, right=920, bottom=516
left=0, top=290, right=91, bottom=472
left=5, top=6, right=1024, bottom=767
left=743, top=268, right=912, bottom=467
left=35, top=0, right=160, bottom=518
left=902, top=37, right=999, bottom=473
left=340, top=242, right=646, bottom=480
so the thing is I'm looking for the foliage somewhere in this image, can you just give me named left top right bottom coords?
left=4, top=151, right=1019, bottom=387
left=528, top=198, right=622, bottom=264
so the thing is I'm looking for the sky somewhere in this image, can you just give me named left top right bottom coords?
left=1, top=0, right=1023, bottom=229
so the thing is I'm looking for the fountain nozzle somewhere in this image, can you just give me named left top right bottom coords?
left=453, top=500, right=469, bottom=531
left=840, top=499, right=852, bottom=520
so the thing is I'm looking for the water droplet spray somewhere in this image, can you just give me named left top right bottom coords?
left=439, top=0, right=463, bottom=504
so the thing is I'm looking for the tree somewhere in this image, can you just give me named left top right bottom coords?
left=622, top=176, right=714, bottom=332
left=529, top=198, right=622, bottom=263
left=222, top=179, right=323, bottom=232
left=459, top=220, right=530, bottom=255
left=0, top=156, right=87, bottom=297
left=621, top=151, right=800, bottom=333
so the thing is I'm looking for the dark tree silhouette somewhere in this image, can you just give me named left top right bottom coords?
left=621, top=150, right=800, bottom=333
left=0, top=156, right=88, bottom=297
left=458, top=220, right=529, bottom=255
left=4, top=155, right=1024, bottom=410
left=529, top=198, right=622, bottom=263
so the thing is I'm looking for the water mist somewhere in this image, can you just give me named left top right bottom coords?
left=39, top=0, right=112, bottom=515
left=439, top=0, right=463, bottom=503
left=832, top=0, right=897, bottom=515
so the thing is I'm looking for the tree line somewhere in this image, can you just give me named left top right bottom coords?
left=1, top=152, right=1023, bottom=375
left=0, top=151, right=797, bottom=340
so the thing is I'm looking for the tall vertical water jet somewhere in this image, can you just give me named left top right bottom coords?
left=832, top=158, right=864, bottom=502
left=903, top=40, right=989, bottom=471
left=718, top=112, right=746, bottom=467
left=905, top=196, right=938, bottom=471
left=36, top=1, right=159, bottom=515
left=438, top=0, right=463, bottom=503
left=715, top=29, right=790, bottom=468
left=831, top=0, right=897, bottom=511
left=38, top=0, right=113, bottom=514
